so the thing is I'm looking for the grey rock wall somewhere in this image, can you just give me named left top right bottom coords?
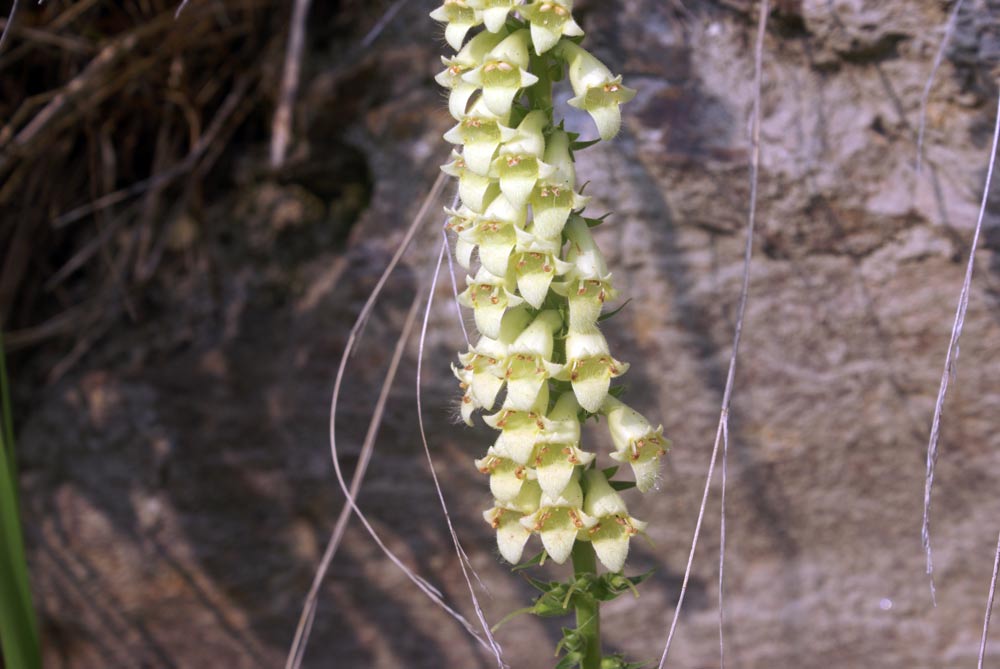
left=16, top=1, right=1000, bottom=667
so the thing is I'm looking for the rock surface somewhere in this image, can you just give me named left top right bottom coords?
left=15, top=1, right=1000, bottom=667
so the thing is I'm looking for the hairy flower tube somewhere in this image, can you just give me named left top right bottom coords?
left=433, top=5, right=670, bottom=666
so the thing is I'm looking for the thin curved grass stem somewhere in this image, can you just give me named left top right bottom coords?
left=922, top=87, right=1000, bottom=605
left=416, top=240, right=507, bottom=667
left=285, top=291, right=423, bottom=669
left=719, top=419, right=729, bottom=669
left=296, top=170, right=493, bottom=661
left=444, top=227, right=471, bottom=347
left=657, top=1, right=768, bottom=665
left=0, top=0, right=22, bottom=54
left=978, top=530, right=1000, bottom=669
left=915, top=0, right=965, bottom=177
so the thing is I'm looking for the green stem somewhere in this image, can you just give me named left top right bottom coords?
left=528, top=52, right=554, bottom=124
left=571, top=541, right=601, bottom=669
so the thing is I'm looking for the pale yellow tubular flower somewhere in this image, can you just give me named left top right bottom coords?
left=531, top=393, right=594, bottom=498
left=484, top=480, right=542, bottom=564
left=561, top=40, right=637, bottom=141
left=457, top=265, right=524, bottom=339
left=528, top=130, right=589, bottom=240
left=581, top=469, right=647, bottom=572
left=520, top=0, right=583, bottom=54
left=502, top=309, right=563, bottom=410
left=602, top=395, right=669, bottom=493
left=552, top=215, right=618, bottom=330
left=462, top=29, right=539, bottom=118
left=429, top=0, right=484, bottom=51
left=519, top=473, right=595, bottom=564
left=435, top=29, right=509, bottom=120
left=556, top=327, right=628, bottom=413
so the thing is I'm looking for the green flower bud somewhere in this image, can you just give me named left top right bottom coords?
left=602, top=396, right=669, bottom=493
left=429, top=0, right=484, bottom=51
left=561, top=41, right=637, bottom=140
left=520, top=0, right=584, bottom=54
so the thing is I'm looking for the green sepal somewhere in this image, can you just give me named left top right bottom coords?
left=598, top=298, right=631, bottom=322
left=570, top=137, right=601, bottom=153
left=601, top=465, right=619, bottom=479
left=609, top=480, right=636, bottom=491
left=584, top=212, right=612, bottom=228
left=588, top=569, right=654, bottom=601
left=512, top=550, right=547, bottom=572
left=556, top=652, right=585, bottom=669
left=600, top=655, right=650, bottom=669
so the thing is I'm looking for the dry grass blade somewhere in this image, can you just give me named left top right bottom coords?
left=0, top=0, right=21, bottom=53
left=359, top=0, right=410, bottom=49
left=979, top=530, right=1000, bottom=669
left=270, top=0, right=312, bottom=168
left=53, top=71, right=256, bottom=227
left=416, top=240, right=506, bottom=667
left=922, top=87, right=1000, bottom=605
left=915, top=0, right=965, bottom=177
left=322, top=171, right=495, bottom=654
left=285, top=290, right=423, bottom=669
left=657, top=1, right=769, bottom=666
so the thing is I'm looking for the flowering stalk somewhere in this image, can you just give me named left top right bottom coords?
left=433, top=3, right=668, bottom=666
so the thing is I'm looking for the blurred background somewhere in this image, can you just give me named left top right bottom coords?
left=4, top=0, right=1000, bottom=667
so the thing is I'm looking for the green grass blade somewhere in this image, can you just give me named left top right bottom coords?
left=0, top=330, right=14, bottom=477
left=0, top=330, right=41, bottom=669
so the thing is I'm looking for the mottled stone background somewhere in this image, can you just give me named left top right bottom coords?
left=11, top=0, right=1000, bottom=667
